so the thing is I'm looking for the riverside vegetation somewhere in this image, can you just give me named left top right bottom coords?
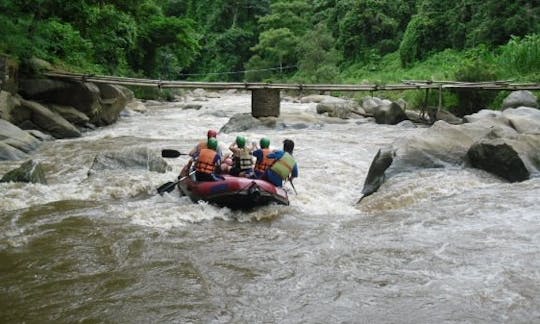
left=0, top=0, right=538, bottom=115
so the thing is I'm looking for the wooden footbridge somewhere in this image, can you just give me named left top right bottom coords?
left=44, top=71, right=540, bottom=117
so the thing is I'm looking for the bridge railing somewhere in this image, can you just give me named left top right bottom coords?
left=44, top=71, right=540, bottom=92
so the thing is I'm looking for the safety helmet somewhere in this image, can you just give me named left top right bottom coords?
left=207, top=129, right=218, bottom=138
left=207, top=137, right=218, bottom=150
left=260, top=137, right=270, bottom=149
left=236, top=135, right=246, bottom=148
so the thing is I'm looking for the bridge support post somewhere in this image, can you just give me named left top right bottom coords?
left=251, top=89, right=280, bottom=117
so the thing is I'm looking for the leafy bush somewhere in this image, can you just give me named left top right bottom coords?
left=33, top=19, right=93, bottom=66
left=452, top=58, right=498, bottom=116
left=497, top=34, right=540, bottom=81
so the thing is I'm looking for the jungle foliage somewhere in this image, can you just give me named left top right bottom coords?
left=1, top=1, right=538, bottom=94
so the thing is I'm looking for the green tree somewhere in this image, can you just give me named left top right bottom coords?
left=172, top=0, right=269, bottom=80
left=295, top=23, right=341, bottom=83
left=399, top=0, right=540, bottom=66
left=130, top=15, right=200, bottom=78
left=334, top=0, right=416, bottom=62
left=246, top=0, right=311, bottom=81
left=84, top=5, right=137, bottom=74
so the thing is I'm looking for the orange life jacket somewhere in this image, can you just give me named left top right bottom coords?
left=254, top=148, right=275, bottom=173
left=196, top=148, right=217, bottom=174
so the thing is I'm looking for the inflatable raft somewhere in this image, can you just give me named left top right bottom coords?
left=178, top=172, right=289, bottom=210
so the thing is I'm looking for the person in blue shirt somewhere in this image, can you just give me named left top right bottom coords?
left=262, top=139, right=298, bottom=187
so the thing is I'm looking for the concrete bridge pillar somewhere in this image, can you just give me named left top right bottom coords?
left=251, top=89, right=280, bottom=117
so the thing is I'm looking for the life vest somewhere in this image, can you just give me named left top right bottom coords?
left=236, top=147, right=253, bottom=170
left=255, top=148, right=274, bottom=173
left=196, top=148, right=217, bottom=174
left=270, top=152, right=295, bottom=180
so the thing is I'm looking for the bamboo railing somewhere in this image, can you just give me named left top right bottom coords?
left=44, top=71, right=540, bottom=92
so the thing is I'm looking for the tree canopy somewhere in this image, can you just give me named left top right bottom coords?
left=0, top=0, right=538, bottom=82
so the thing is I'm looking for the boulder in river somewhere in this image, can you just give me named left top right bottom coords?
left=358, top=107, right=540, bottom=202
left=0, top=119, right=42, bottom=160
left=0, top=159, right=47, bottom=184
left=87, top=147, right=172, bottom=175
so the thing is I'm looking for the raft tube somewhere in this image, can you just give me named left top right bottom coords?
left=178, top=174, right=289, bottom=210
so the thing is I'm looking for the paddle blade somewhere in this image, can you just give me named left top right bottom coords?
left=157, top=181, right=177, bottom=195
left=156, top=171, right=195, bottom=195
left=162, top=149, right=185, bottom=158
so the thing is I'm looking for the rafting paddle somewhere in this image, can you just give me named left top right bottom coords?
left=287, top=177, right=298, bottom=195
left=162, top=149, right=189, bottom=158
left=157, top=171, right=195, bottom=195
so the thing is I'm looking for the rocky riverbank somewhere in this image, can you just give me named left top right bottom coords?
left=1, top=76, right=137, bottom=161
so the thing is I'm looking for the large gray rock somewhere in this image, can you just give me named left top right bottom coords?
left=502, top=90, right=538, bottom=109
left=0, top=159, right=47, bottom=184
left=316, top=102, right=354, bottom=119
left=0, top=142, right=28, bottom=160
left=219, top=113, right=266, bottom=133
left=20, top=99, right=81, bottom=138
left=48, top=104, right=90, bottom=126
left=373, top=102, right=408, bottom=125
left=0, top=119, right=41, bottom=154
left=357, top=115, right=534, bottom=201
left=362, top=96, right=391, bottom=115
left=435, top=110, right=463, bottom=125
left=19, top=78, right=101, bottom=117
left=93, top=84, right=132, bottom=126
left=87, top=147, right=171, bottom=175
left=502, top=107, right=540, bottom=134
left=300, top=95, right=345, bottom=103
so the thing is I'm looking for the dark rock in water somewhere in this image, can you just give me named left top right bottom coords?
left=358, top=148, right=394, bottom=202
left=0, top=159, right=47, bottom=184
left=357, top=108, right=540, bottom=203
left=87, top=147, right=171, bottom=175
left=287, top=123, right=310, bottom=129
left=468, top=139, right=529, bottom=182
left=373, top=102, right=408, bottom=125
left=180, top=103, right=203, bottom=110
left=219, top=113, right=266, bottom=133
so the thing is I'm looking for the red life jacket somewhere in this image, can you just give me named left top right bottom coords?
left=254, top=148, right=275, bottom=173
left=196, top=148, right=217, bottom=174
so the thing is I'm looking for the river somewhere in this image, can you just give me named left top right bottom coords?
left=1, top=92, right=539, bottom=323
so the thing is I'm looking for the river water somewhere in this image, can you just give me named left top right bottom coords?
left=1, top=92, right=539, bottom=323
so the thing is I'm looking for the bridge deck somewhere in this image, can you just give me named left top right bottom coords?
left=44, top=71, right=540, bottom=91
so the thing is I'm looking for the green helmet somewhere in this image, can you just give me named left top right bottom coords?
left=260, top=137, right=270, bottom=148
left=207, top=137, right=218, bottom=150
left=236, top=135, right=246, bottom=148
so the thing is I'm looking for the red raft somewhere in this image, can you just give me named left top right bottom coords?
left=177, top=172, right=289, bottom=210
